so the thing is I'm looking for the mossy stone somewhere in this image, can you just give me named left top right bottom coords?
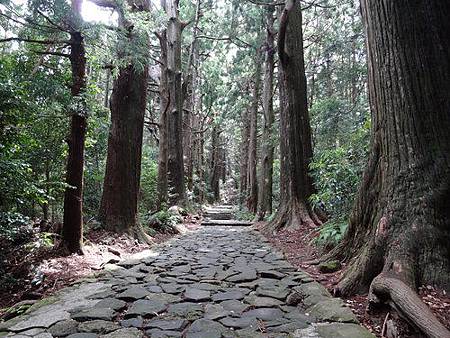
left=318, top=260, right=341, bottom=273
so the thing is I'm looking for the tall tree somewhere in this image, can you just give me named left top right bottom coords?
left=246, top=53, right=261, bottom=213
left=210, top=124, right=222, bottom=201
left=98, top=0, right=151, bottom=240
left=266, top=0, right=320, bottom=231
left=61, top=0, right=87, bottom=254
left=326, top=1, right=450, bottom=336
left=156, top=29, right=169, bottom=210
left=239, top=107, right=250, bottom=205
left=163, top=0, right=186, bottom=206
left=256, top=6, right=275, bottom=220
left=183, top=0, right=202, bottom=192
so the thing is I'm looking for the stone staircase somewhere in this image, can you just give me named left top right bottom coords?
left=201, top=205, right=253, bottom=226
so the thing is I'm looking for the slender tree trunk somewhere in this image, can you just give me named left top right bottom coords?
left=324, top=2, right=450, bottom=336
left=210, top=125, right=221, bottom=202
left=98, top=1, right=151, bottom=241
left=103, top=67, right=111, bottom=108
left=164, top=0, right=186, bottom=206
left=239, top=107, right=250, bottom=205
left=42, top=163, right=50, bottom=221
left=156, top=30, right=169, bottom=210
left=266, top=0, right=320, bottom=232
left=246, top=54, right=261, bottom=214
left=183, top=0, right=202, bottom=193
left=256, top=7, right=275, bottom=221
left=61, top=0, right=87, bottom=254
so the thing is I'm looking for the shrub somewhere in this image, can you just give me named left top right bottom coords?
left=0, top=212, right=33, bottom=243
left=313, top=219, right=348, bottom=250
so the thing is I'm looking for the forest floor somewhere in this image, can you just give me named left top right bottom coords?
left=254, top=221, right=450, bottom=338
left=0, top=215, right=201, bottom=318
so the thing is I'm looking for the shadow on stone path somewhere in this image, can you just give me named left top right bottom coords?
left=0, top=225, right=374, bottom=338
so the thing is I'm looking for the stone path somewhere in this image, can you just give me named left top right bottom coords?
left=0, top=208, right=374, bottom=338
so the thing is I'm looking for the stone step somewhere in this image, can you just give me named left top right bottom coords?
left=203, top=213, right=233, bottom=220
left=201, top=220, right=253, bottom=226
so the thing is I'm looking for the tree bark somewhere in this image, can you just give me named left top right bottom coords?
left=164, top=0, right=186, bottom=206
left=239, top=107, right=250, bottom=205
left=61, top=0, right=87, bottom=254
left=246, top=54, right=261, bottom=214
left=183, top=0, right=202, bottom=193
left=98, top=0, right=151, bottom=240
left=210, top=125, right=221, bottom=202
left=324, top=1, right=450, bottom=335
left=266, top=0, right=320, bottom=232
left=256, top=6, right=275, bottom=221
left=156, top=30, right=169, bottom=210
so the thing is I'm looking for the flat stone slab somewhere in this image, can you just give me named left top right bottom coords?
left=201, top=220, right=253, bottom=226
left=296, top=323, right=376, bottom=337
left=0, top=224, right=372, bottom=338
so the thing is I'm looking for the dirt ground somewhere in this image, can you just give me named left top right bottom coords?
left=254, top=221, right=450, bottom=338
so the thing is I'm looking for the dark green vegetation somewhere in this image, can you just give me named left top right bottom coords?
left=1, top=0, right=449, bottom=337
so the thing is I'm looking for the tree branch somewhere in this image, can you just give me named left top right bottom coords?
left=0, top=37, right=71, bottom=45
left=245, top=0, right=285, bottom=6
left=87, top=0, right=118, bottom=9
left=278, top=0, right=295, bottom=66
left=33, top=50, right=70, bottom=58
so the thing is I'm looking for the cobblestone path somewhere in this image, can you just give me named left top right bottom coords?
left=1, top=224, right=374, bottom=338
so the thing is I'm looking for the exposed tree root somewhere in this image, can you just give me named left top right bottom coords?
left=369, top=274, right=450, bottom=338
left=130, top=224, right=154, bottom=245
left=265, top=199, right=320, bottom=233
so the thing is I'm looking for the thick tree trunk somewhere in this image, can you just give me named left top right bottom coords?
left=325, top=1, right=450, bottom=336
left=98, top=1, right=151, bottom=241
left=61, top=0, right=86, bottom=254
left=246, top=55, right=261, bottom=214
left=266, top=0, right=319, bottom=232
left=256, top=7, right=275, bottom=221
left=99, top=65, right=149, bottom=233
left=331, top=0, right=450, bottom=296
left=156, top=30, right=169, bottom=210
left=164, top=0, right=186, bottom=206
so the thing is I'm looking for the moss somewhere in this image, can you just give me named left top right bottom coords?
left=319, top=260, right=342, bottom=273
left=25, top=296, right=59, bottom=314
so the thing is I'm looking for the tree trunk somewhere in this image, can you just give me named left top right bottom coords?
left=256, top=6, right=275, bottom=221
left=61, top=0, right=87, bottom=254
left=239, top=107, right=250, bottom=206
left=246, top=54, right=261, bottom=214
left=164, top=0, right=185, bottom=206
left=324, top=1, right=450, bottom=336
left=210, top=125, right=221, bottom=202
left=156, top=30, right=169, bottom=210
left=103, top=67, right=111, bottom=108
left=330, top=0, right=450, bottom=296
left=266, top=0, right=320, bottom=232
left=98, top=1, right=151, bottom=241
left=183, top=0, right=202, bottom=193
left=99, top=65, right=149, bottom=233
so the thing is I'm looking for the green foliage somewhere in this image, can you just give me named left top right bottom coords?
left=0, top=212, right=32, bottom=243
left=235, top=209, right=254, bottom=221
left=139, top=146, right=159, bottom=213
left=313, top=220, right=348, bottom=248
left=310, top=146, right=361, bottom=218
left=143, top=209, right=181, bottom=234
